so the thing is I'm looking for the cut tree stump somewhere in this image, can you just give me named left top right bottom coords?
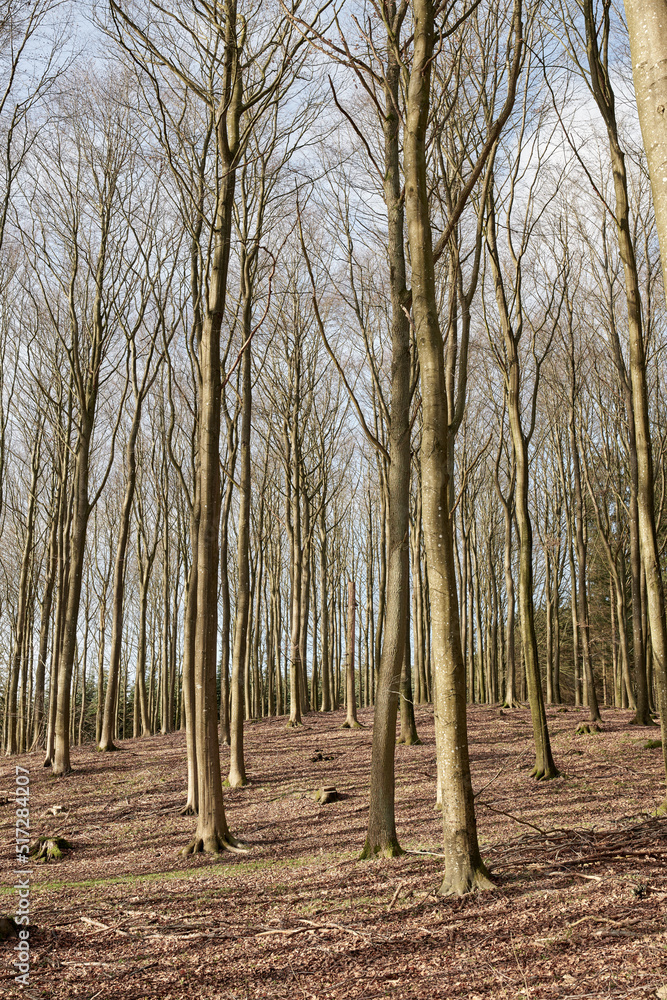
left=0, top=917, right=19, bottom=940
left=316, top=786, right=338, bottom=804
left=30, top=836, right=73, bottom=863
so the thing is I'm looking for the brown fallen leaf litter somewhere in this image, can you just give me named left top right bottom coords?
left=1, top=705, right=667, bottom=999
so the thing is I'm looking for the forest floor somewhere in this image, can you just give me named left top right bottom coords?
left=1, top=705, right=667, bottom=1000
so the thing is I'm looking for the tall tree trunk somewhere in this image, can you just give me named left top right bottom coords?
left=299, top=495, right=312, bottom=713
left=219, top=413, right=237, bottom=744
left=552, top=548, right=562, bottom=704
left=229, top=300, right=252, bottom=787
left=32, top=478, right=59, bottom=749
left=486, top=198, right=558, bottom=780
left=99, top=418, right=141, bottom=751
left=570, top=417, right=601, bottom=722
left=181, top=502, right=199, bottom=811
left=497, top=473, right=516, bottom=708
left=286, top=402, right=303, bottom=728
left=404, top=0, right=493, bottom=893
left=342, top=580, right=360, bottom=728
left=52, top=414, right=94, bottom=776
left=7, top=430, right=40, bottom=755
left=78, top=601, right=88, bottom=746
left=398, top=624, right=421, bottom=746
left=374, top=468, right=387, bottom=700
left=545, top=546, right=554, bottom=705
left=95, top=597, right=106, bottom=747
left=45, top=413, right=72, bottom=766
left=589, top=0, right=667, bottom=797
left=319, top=510, right=332, bottom=712
left=185, top=1, right=242, bottom=853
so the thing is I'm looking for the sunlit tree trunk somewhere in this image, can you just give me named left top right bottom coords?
left=229, top=268, right=252, bottom=787
left=404, top=0, right=492, bottom=894
left=7, top=429, right=40, bottom=755
left=590, top=0, right=667, bottom=796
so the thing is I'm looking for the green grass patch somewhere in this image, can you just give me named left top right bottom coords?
left=0, top=851, right=347, bottom=897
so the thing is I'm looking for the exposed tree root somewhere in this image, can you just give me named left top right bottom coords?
left=286, top=719, right=303, bottom=728
left=629, top=714, right=658, bottom=727
left=397, top=735, right=423, bottom=746
left=228, top=774, right=249, bottom=788
left=576, top=723, right=602, bottom=735
left=341, top=720, right=363, bottom=729
left=501, top=700, right=523, bottom=709
left=179, top=803, right=197, bottom=817
left=360, top=838, right=403, bottom=860
left=437, top=865, right=494, bottom=897
left=181, top=832, right=249, bottom=856
left=530, top=763, right=560, bottom=780
left=97, top=742, right=121, bottom=753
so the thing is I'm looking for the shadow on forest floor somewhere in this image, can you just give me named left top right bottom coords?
left=2, top=705, right=666, bottom=999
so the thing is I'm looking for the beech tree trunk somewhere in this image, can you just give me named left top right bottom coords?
left=342, top=580, right=360, bottom=729
left=319, top=509, right=332, bottom=712
left=99, top=418, right=141, bottom=751
left=590, top=0, right=667, bottom=797
left=404, top=0, right=492, bottom=894
left=363, top=7, right=413, bottom=855
left=485, top=192, right=558, bottom=780
left=229, top=283, right=252, bottom=788
left=6, top=430, right=40, bottom=755
left=32, top=478, right=59, bottom=749
left=186, top=0, right=242, bottom=854
left=52, top=412, right=94, bottom=776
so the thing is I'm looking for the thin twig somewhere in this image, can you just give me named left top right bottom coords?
left=387, top=882, right=403, bottom=911
left=477, top=800, right=545, bottom=834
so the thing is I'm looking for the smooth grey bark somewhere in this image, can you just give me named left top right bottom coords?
left=100, top=419, right=142, bottom=751
left=285, top=378, right=303, bottom=728
left=133, top=507, right=157, bottom=738
left=494, top=429, right=517, bottom=708
left=318, top=507, right=332, bottom=712
left=45, top=391, right=73, bottom=766
left=568, top=395, right=601, bottom=722
left=219, top=399, right=239, bottom=744
left=32, top=474, right=59, bottom=749
left=342, top=580, right=360, bottom=729
left=405, top=0, right=497, bottom=894
left=229, top=275, right=252, bottom=788
left=485, top=191, right=559, bottom=780
left=588, top=0, right=667, bottom=798
left=361, top=2, right=414, bottom=857
left=7, top=429, right=40, bottom=755
left=52, top=408, right=94, bottom=776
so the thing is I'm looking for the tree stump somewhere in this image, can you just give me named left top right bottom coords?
left=0, top=917, right=19, bottom=940
left=316, top=785, right=338, bottom=804
left=30, top=836, right=73, bottom=863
